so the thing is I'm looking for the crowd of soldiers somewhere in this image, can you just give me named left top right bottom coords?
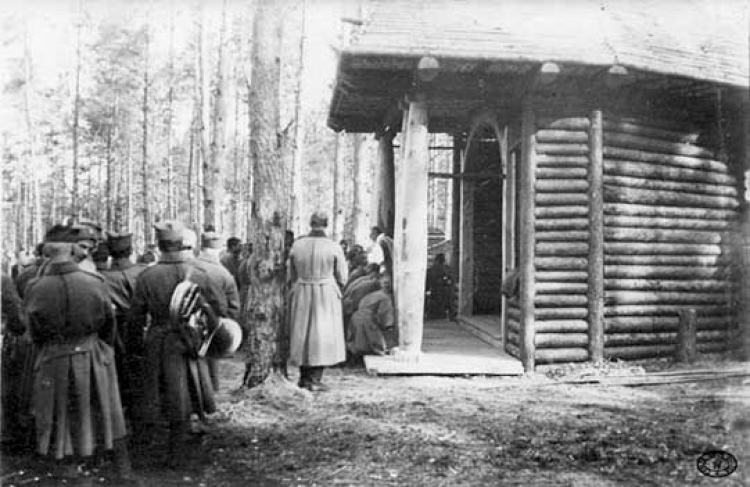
left=1, top=218, right=247, bottom=482
left=0, top=214, right=402, bottom=482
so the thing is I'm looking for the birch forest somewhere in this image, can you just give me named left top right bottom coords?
left=1, top=0, right=385, bottom=259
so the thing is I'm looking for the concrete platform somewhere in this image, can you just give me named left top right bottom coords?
left=364, top=319, right=523, bottom=376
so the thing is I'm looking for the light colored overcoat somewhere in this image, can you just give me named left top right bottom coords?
left=288, top=233, right=348, bottom=366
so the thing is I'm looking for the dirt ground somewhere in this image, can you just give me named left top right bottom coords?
left=2, top=353, right=749, bottom=487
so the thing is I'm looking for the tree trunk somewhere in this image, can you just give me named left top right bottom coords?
left=71, top=0, right=83, bottom=220
left=22, top=11, right=41, bottom=245
left=243, top=0, right=289, bottom=388
left=141, top=26, right=151, bottom=244
left=290, top=0, right=307, bottom=237
left=166, top=0, right=175, bottom=220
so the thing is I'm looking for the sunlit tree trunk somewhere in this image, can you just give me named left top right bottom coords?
left=141, top=22, right=152, bottom=243
left=71, top=0, right=83, bottom=220
left=165, top=0, right=175, bottom=220
left=243, top=0, right=289, bottom=388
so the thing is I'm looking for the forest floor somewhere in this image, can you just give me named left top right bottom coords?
left=2, top=352, right=749, bottom=487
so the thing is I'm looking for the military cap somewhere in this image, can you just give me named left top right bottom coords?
left=45, top=224, right=74, bottom=243
left=68, top=225, right=98, bottom=243
left=107, top=232, right=133, bottom=253
left=74, top=218, right=104, bottom=242
left=154, top=220, right=187, bottom=243
left=201, top=232, right=223, bottom=249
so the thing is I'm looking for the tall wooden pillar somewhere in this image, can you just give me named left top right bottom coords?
left=374, top=132, right=395, bottom=236
left=394, top=94, right=430, bottom=359
left=587, top=110, right=605, bottom=363
left=451, top=134, right=463, bottom=294
left=519, top=107, right=537, bottom=372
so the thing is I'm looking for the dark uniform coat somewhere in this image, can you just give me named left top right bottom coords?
left=24, top=261, right=126, bottom=459
left=192, top=254, right=240, bottom=320
left=128, top=253, right=217, bottom=425
left=2, top=272, right=31, bottom=445
left=101, top=258, right=147, bottom=410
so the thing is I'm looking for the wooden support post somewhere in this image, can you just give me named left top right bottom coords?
left=394, top=94, right=430, bottom=360
left=451, top=134, right=463, bottom=315
left=588, top=110, right=605, bottom=363
left=458, top=144, right=475, bottom=317
left=374, top=132, right=395, bottom=236
left=675, top=309, right=698, bottom=363
left=519, top=107, right=537, bottom=371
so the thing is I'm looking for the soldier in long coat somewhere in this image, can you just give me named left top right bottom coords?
left=100, top=233, right=147, bottom=414
left=24, top=225, right=133, bottom=479
left=1, top=271, right=30, bottom=449
left=287, top=212, right=348, bottom=391
left=127, top=221, right=217, bottom=466
left=191, top=231, right=240, bottom=390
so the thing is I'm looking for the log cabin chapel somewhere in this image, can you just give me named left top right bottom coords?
left=327, top=0, right=750, bottom=371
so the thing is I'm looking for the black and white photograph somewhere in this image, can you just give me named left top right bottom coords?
left=1, top=0, right=748, bottom=485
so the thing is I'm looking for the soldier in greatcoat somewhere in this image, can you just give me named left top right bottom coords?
left=287, top=212, right=348, bottom=391
left=1, top=271, right=29, bottom=449
left=100, top=233, right=148, bottom=415
left=191, top=231, right=240, bottom=390
left=24, top=225, right=133, bottom=480
left=127, top=221, right=217, bottom=467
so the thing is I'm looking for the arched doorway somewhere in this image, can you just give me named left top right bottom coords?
left=458, top=112, right=508, bottom=337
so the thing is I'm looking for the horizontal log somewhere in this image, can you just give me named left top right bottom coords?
left=536, top=282, right=588, bottom=294
left=603, top=147, right=730, bottom=173
left=603, top=119, right=700, bottom=144
left=536, top=307, right=588, bottom=320
left=535, top=348, right=589, bottom=363
left=536, top=155, right=589, bottom=167
left=605, top=316, right=735, bottom=333
left=536, top=129, right=589, bottom=144
left=537, top=117, right=590, bottom=131
left=536, top=143, right=590, bottom=155
left=536, top=231, right=589, bottom=241
left=605, top=116, right=698, bottom=135
left=604, top=228, right=723, bottom=244
left=604, top=255, right=727, bottom=267
left=535, top=205, right=588, bottom=218
left=604, top=279, right=732, bottom=292
left=536, top=271, right=588, bottom=282
left=605, top=266, right=729, bottom=280
left=535, top=257, right=588, bottom=270
left=604, top=185, right=739, bottom=210
left=536, top=333, right=589, bottom=348
left=508, top=330, right=520, bottom=346
left=536, top=320, right=589, bottom=333
left=603, top=175, right=738, bottom=198
left=537, top=193, right=589, bottom=205
left=536, top=179, right=588, bottom=192
left=604, top=330, right=726, bottom=347
left=603, top=132, right=715, bottom=159
left=603, top=160, right=736, bottom=186
left=507, top=319, right=520, bottom=334
left=604, top=215, right=732, bottom=231
left=536, top=242, right=588, bottom=256
left=605, top=291, right=730, bottom=306
left=505, top=342, right=521, bottom=359
left=537, top=167, right=588, bottom=179
left=535, top=294, right=588, bottom=307
left=536, top=218, right=589, bottom=231
left=603, top=341, right=728, bottom=360
left=604, top=203, right=737, bottom=220
left=604, top=242, right=722, bottom=255
left=604, top=305, right=733, bottom=317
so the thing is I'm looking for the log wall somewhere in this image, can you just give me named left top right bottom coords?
left=532, top=117, right=592, bottom=363
left=601, top=115, right=740, bottom=360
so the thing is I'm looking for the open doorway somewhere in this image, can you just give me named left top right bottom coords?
left=458, top=114, right=508, bottom=344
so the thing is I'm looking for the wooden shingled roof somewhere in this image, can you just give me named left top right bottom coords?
left=329, top=0, right=749, bottom=132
